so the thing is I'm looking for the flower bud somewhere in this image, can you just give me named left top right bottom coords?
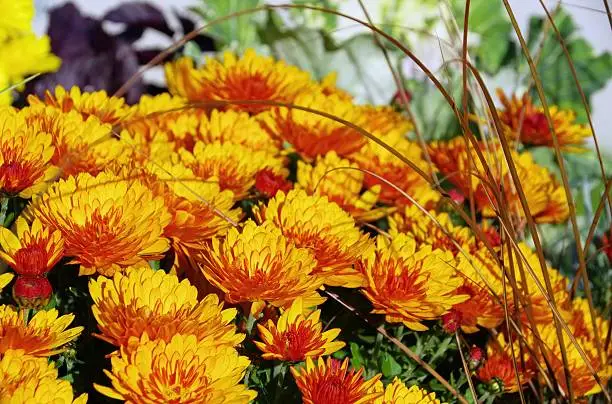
left=13, top=276, right=52, bottom=309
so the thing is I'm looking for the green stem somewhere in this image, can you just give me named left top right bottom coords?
left=0, top=197, right=8, bottom=227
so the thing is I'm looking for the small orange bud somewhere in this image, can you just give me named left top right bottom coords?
left=255, top=169, right=292, bottom=198
left=13, top=276, right=52, bottom=309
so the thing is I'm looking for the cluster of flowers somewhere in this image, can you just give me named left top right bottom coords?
left=0, top=47, right=608, bottom=402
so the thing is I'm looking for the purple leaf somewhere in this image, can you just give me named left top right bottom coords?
left=103, top=2, right=173, bottom=37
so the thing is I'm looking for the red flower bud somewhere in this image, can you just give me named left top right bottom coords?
left=255, top=169, right=292, bottom=198
left=483, top=225, right=502, bottom=247
left=448, top=189, right=465, bottom=204
left=442, top=309, right=462, bottom=333
left=392, top=89, right=412, bottom=105
left=469, top=345, right=485, bottom=370
left=13, top=276, right=52, bottom=309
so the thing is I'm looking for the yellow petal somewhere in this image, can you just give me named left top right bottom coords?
left=0, top=226, right=21, bottom=254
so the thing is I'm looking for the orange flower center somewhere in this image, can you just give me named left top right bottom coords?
left=522, top=112, right=549, bottom=137
left=13, top=244, right=51, bottom=276
left=310, top=374, right=352, bottom=404
left=283, top=324, right=318, bottom=361
left=0, top=161, right=43, bottom=194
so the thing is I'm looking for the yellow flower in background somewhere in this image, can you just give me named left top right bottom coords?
left=0, top=0, right=33, bottom=40
left=24, top=171, right=171, bottom=276
left=0, top=273, right=13, bottom=292
left=0, top=106, right=58, bottom=198
left=89, top=266, right=243, bottom=348
left=255, top=297, right=344, bottom=362
left=179, top=141, right=287, bottom=199
left=254, top=190, right=373, bottom=288
left=0, top=349, right=87, bottom=403
left=297, top=151, right=385, bottom=222
left=0, top=307, right=83, bottom=356
left=357, top=234, right=468, bottom=331
left=0, top=216, right=63, bottom=276
left=565, top=297, right=611, bottom=360
left=291, top=357, right=382, bottom=404
left=372, top=377, right=443, bottom=404
left=165, top=49, right=313, bottom=114
left=497, top=89, right=591, bottom=151
left=29, top=86, right=130, bottom=126
left=95, top=334, right=256, bottom=403
left=258, top=91, right=368, bottom=160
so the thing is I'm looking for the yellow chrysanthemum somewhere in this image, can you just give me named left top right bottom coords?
left=253, top=190, right=373, bottom=288
left=0, top=272, right=13, bottom=292
left=359, top=105, right=414, bottom=136
left=297, top=151, right=385, bottom=221
left=291, top=357, right=382, bottom=404
left=198, top=220, right=324, bottom=313
left=121, top=92, right=186, bottom=138
left=115, top=130, right=174, bottom=166
left=22, top=105, right=122, bottom=178
left=28, top=86, right=130, bottom=126
left=0, top=216, right=63, bottom=276
left=0, top=349, right=87, bottom=404
left=24, top=171, right=171, bottom=276
left=95, top=334, right=256, bottom=403
left=89, top=265, right=243, bottom=348
left=0, top=307, right=83, bottom=356
left=255, top=297, right=344, bottom=362
left=258, top=91, right=368, bottom=160
left=371, top=378, right=443, bottom=404
left=165, top=49, right=313, bottom=114
left=0, top=106, right=58, bottom=198
left=350, top=132, right=440, bottom=208
left=565, top=297, right=611, bottom=360
left=497, top=89, right=591, bottom=151
left=357, top=233, right=468, bottom=331
left=179, top=141, right=287, bottom=199
left=0, top=0, right=33, bottom=40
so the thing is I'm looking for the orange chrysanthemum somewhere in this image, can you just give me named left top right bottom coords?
left=178, top=141, right=287, bottom=199
left=198, top=220, right=324, bottom=313
left=24, top=171, right=171, bottom=276
left=89, top=266, right=243, bottom=348
left=297, top=151, right=385, bottom=221
left=356, top=234, right=468, bottom=331
left=358, top=105, right=413, bottom=136
left=291, top=357, right=382, bottom=404
left=165, top=49, right=313, bottom=114
left=371, top=377, right=442, bottom=404
left=121, top=92, right=187, bottom=140
left=0, top=307, right=83, bottom=356
left=255, top=297, right=344, bottom=362
left=28, top=85, right=130, bottom=125
left=115, top=130, right=175, bottom=166
left=350, top=132, right=440, bottom=208
left=22, top=105, right=122, bottom=178
left=0, top=216, right=63, bottom=276
left=0, top=106, right=58, bottom=198
left=253, top=190, right=373, bottom=288
left=565, top=297, right=611, bottom=360
left=497, top=89, right=591, bottom=151
left=258, top=91, right=368, bottom=160
left=95, top=334, right=256, bottom=403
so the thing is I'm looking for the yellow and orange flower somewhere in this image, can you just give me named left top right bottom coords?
left=350, top=132, right=440, bottom=208
left=253, top=190, right=373, bottom=288
left=0, top=307, right=83, bottom=356
left=95, top=334, right=256, bottom=403
left=497, top=89, right=591, bottom=151
left=165, top=49, right=313, bottom=114
left=198, top=220, right=324, bottom=314
left=371, top=378, right=442, bottom=404
left=28, top=85, right=130, bottom=126
left=356, top=234, right=468, bottom=331
left=178, top=141, right=287, bottom=199
left=22, top=105, right=122, bottom=178
left=565, top=297, right=611, bottom=359
left=121, top=92, right=186, bottom=139
left=0, top=349, right=87, bottom=403
left=89, top=266, right=243, bottom=348
left=258, top=91, right=368, bottom=160
left=0, top=106, right=58, bottom=198
left=358, top=105, right=414, bottom=136
left=297, top=151, right=385, bottom=221
left=291, top=357, right=382, bottom=404
left=24, top=171, right=171, bottom=276
left=0, top=216, right=63, bottom=276
left=255, top=297, right=344, bottom=362
left=115, top=130, right=175, bottom=166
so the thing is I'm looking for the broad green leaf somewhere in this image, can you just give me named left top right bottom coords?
left=380, top=352, right=402, bottom=377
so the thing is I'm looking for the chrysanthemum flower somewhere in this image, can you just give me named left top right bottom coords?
left=255, top=297, right=344, bottom=362
left=121, top=92, right=186, bottom=138
left=371, top=377, right=442, bottom=404
left=95, top=334, right=256, bottom=403
left=22, top=105, right=122, bottom=178
left=0, top=307, right=83, bottom=356
left=253, top=190, right=373, bottom=288
left=291, top=357, right=382, bottom=404
left=179, top=141, right=287, bottom=199
left=255, top=168, right=293, bottom=198
left=497, top=89, right=591, bottom=151
left=358, top=105, right=414, bottom=136
left=115, top=130, right=174, bottom=166
left=350, top=132, right=440, bottom=208
left=0, top=0, right=34, bottom=40
left=356, top=233, right=468, bottom=331
left=165, top=49, right=313, bottom=114
left=0, top=349, right=87, bottom=403
left=258, top=91, right=369, bottom=160
left=0, top=106, right=58, bottom=198
left=476, top=333, right=536, bottom=393
left=297, top=151, right=385, bottom=221
left=24, top=171, right=171, bottom=276
left=89, top=265, right=243, bottom=348
left=317, top=71, right=352, bottom=100
left=28, top=86, right=130, bottom=126
left=0, top=216, right=63, bottom=276
left=198, top=220, right=324, bottom=313
left=565, top=297, right=611, bottom=359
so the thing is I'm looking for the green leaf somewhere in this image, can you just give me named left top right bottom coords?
left=380, top=353, right=402, bottom=378
left=349, top=342, right=365, bottom=369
